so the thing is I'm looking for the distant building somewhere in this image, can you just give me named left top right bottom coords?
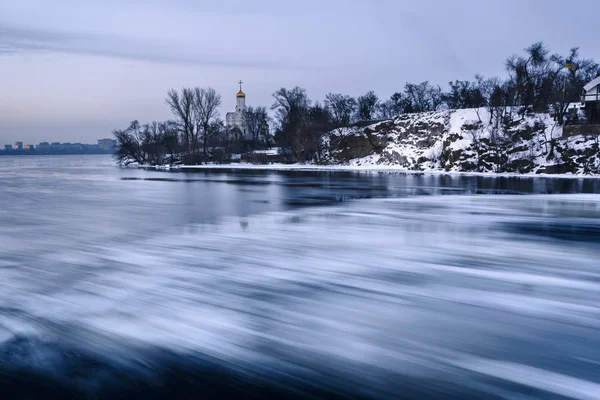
left=4, top=145, right=12, bottom=151
left=582, top=77, right=600, bottom=124
left=583, top=77, right=600, bottom=102
left=14, top=141, right=23, bottom=150
left=38, top=142, right=49, bottom=147
left=24, top=144, right=34, bottom=151
left=97, top=138, right=116, bottom=150
left=226, top=81, right=248, bottom=138
left=51, top=142, right=61, bottom=146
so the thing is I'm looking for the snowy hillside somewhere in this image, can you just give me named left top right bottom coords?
left=322, top=108, right=600, bottom=174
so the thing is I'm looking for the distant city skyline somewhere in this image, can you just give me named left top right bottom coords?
left=1, top=0, right=600, bottom=144
left=2, top=138, right=114, bottom=146
left=0, top=138, right=116, bottom=155
left=0, top=137, right=116, bottom=149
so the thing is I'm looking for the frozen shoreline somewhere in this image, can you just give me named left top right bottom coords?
left=138, top=163, right=600, bottom=179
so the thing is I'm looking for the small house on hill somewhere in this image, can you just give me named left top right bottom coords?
left=563, top=77, right=600, bottom=136
left=583, top=77, right=600, bottom=102
left=583, top=76, right=600, bottom=124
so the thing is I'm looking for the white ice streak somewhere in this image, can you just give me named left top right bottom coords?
left=1, top=194, right=600, bottom=395
left=455, top=358, right=600, bottom=400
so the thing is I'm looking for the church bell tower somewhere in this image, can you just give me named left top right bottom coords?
left=236, top=80, right=246, bottom=112
left=226, top=80, right=248, bottom=138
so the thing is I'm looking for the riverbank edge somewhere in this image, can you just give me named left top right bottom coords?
left=131, top=163, right=600, bottom=179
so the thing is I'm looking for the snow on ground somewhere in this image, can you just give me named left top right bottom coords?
left=323, top=108, right=597, bottom=174
left=251, top=148, right=280, bottom=155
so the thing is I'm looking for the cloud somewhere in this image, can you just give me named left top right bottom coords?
left=0, top=25, right=296, bottom=70
left=0, top=43, right=18, bottom=55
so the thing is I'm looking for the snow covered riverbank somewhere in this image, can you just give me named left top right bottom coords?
left=134, top=107, right=600, bottom=176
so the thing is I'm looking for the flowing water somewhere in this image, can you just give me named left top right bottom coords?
left=1, top=155, right=600, bottom=399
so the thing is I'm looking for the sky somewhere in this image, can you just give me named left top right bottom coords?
left=1, top=0, right=599, bottom=145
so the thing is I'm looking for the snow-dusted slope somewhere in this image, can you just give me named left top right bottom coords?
left=322, top=108, right=600, bottom=174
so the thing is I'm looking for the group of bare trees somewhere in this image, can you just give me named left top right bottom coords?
left=114, top=86, right=272, bottom=165
left=114, top=120, right=179, bottom=165
left=245, top=106, right=270, bottom=145
left=114, top=87, right=224, bottom=165
left=269, top=82, right=454, bottom=161
left=271, top=87, right=330, bottom=161
left=326, top=42, right=599, bottom=128
left=269, top=42, right=598, bottom=163
left=165, top=87, right=222, bottom=159
left=504, top=44, right=598, bottom=124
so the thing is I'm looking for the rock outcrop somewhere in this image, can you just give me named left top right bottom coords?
left=321, top=108, right=600, bottom=174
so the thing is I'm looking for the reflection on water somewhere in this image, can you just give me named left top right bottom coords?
left=1, top=155, right=600, bottom=399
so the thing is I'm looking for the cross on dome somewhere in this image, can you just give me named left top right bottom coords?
left=236, top=80, right=246, bottom=98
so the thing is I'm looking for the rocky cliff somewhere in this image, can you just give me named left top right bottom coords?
left=321, top=108, right=600, bottom=174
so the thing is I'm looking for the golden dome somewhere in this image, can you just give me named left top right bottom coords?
left=236, top=90, right=246, bottom=98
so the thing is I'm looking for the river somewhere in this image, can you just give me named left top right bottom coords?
left=1, top=154, right=600, bottom=399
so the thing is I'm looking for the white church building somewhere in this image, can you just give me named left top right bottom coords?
left=226, top=81, right=248, bottom=138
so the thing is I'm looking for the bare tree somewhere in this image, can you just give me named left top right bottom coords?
left=114, top=121, right=146, bottom=165
left=377, top=99, right=395, bottom=119
left=113, top=119, right=180, bottom=165
left=356, top=91, right=379, bottom=121
left=166, top=88, right=198, bottom=154
left=159, top=120, right=180, bottom=163
left=193, top=87, right=222, bottom=159
left=442, top=79, right=486, bottom=111
left=377, top=92, right=411, bottom=118
left=550, top=48, right=600, bottom=125
left=297, top=103, right=332, bottom=162
left=246, top=106, right=270, bottom=148
left=403, top=81, right=443, bottom=112
left=324, top=93, right=356, bottom=128
left=271, top=87, right=311, bottom=157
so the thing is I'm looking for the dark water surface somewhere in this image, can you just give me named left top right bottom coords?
left=1, top=155, right=600, bottom=399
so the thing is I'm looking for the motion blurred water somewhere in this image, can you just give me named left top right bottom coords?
left=1, top=155, right=600, bottom=399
